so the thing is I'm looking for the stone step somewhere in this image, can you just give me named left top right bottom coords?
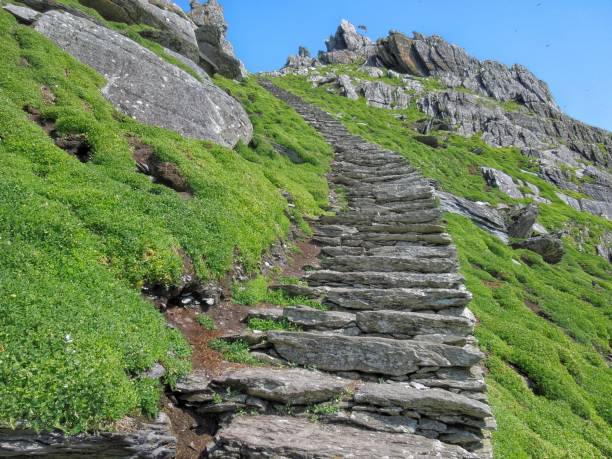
left=266, top=331, right=483, bottom=376
left=354, top=382, right=492, bottom=420
left=356, top=310, right=474, bottom=337
left=319, top=254, right=457, bottom=274
left=313, top=232, right=454, bottom=247
left=320, top=208, right=441, bottom=225
left=280, top=285, right=471, bottom=311
left=209, top=415, right=478, bottom=458
left=348, top=198, right=438, bottom=212
left=321, top=244, right=456, bottom=258
left=213, top=367, right=352, bottom=405
left=314, top=223, right=447, bottom=238
left=306, top=270, right=463, bottom=289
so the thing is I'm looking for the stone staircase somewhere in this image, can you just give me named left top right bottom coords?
left=186, top=80, right=495, bottom=458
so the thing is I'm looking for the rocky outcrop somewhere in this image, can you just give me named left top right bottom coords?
left=506, top=203, right=539, bottom=238
left=512, top=235, right=565, bottom=264
left=189, top=0, right=247, bottom=79
left=11, top=6, right=252, bottom=147
left=438, top=192, right=508, bottom=241
left=481, top=167, right=524, bottom=199
left=79, top=0, right=200, bottom=62
left=374, top=31, right=557, bottom=114
left=320, top=19, right=375, bottom=65
left=0, top=414, right=176, bottom=458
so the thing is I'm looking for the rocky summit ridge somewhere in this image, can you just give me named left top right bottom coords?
left=281, top=20, right=612, bottom=225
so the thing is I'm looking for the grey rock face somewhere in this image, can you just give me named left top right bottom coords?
left=337, top=74, right=359, bottom=100
left=32, top=9, right=252, bottom=147
left=506, top=203, right=539, bottom=238
left=190, top=0, right=247, bottom=78
left=284, top=307, right=356, bottom=329
left=80, top=0, right=200, bottom=62
left=214, top=367, right=352, bottom=405
left=360, top=80, right=410, bottom=109
left=438, top=192, right=508, bottom=241
left=376, top=31, right=557, bottom=113
left=512, top=235, right=565, bottom=264
left=268, top=332, right=482, bottom=376
left=355, top=383, right=492, bottom=419
left=210, top=415, right=477, bottom=458
left=0, top=414, right=176, bottom=458
left=481, top=167, right=523, bottom=199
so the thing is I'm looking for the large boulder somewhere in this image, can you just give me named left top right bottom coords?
left=438, top=192, right=508, bottom=241
left=189, top=0, right=247, bottom=79
left=506, top=203, right=539, bottom=238
left=0, top=414, right=176, bottom=458
left=512, top=235, right=565, bottom=264
left=481, top=167, right=523, bottom=199
left=79, top=0, right=200, bottom=62
left=320, top=20, right=376, bottom=65
left=29, top=8, right=251, bottom=147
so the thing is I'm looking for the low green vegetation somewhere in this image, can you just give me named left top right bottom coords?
left=248, top=317, right=301, bottom=332
left=231, top=274, right=326, bottom=309
left=0, top=11, right=330, bottom=434
left=273, top=72, right=612, bottom=458
left=197, top=314, right=215, bottom=331
left=208, top=339, right=259, bottom=365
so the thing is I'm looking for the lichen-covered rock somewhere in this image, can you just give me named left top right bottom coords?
left=30, top=9, right=252, bottom=147
left=80, top=0, right=200, bottom=61
left=0, top=414, right=176, bottom=458
left=209, top=415, right=478, bottom=458
left=190, top=0, right=247, bottom=79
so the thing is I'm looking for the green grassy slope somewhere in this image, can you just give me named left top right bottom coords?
left=273, top=73, right=612, bottom=458
left=0, top=10, right=330, bottom=433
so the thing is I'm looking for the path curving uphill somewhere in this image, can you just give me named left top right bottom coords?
left=196, top=79, right=496, bottom=458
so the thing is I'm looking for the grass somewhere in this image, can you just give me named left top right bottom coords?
left=208, top=339, right=259, bottom=365
left=273, top=71, right=612, bottom=458
left=231, top=274, right=326, bottom=309
left=247, top=317, right=301, bottom=332
left=0, top=11, right=330, bottom=434
left=197, top=314, right=215, bottom=331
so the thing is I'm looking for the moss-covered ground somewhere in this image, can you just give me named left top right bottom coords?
left=0, top=10, right=330, bottom=434
left=273, top=73, right=612, bottom=458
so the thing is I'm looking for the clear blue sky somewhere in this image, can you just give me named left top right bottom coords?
left=177, top=1, right=612, bottom=131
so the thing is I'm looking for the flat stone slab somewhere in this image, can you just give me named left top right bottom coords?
left=267, top=332, right=483, bottom=376
left=283, top=285, right=471, bottom=311
left=213, top=367, right=352, bottom=405
left=284, top=307, right=356, bottom=329
left=209, top=415, right=477, bottom=458
left=357, top=310, right=474, bottom=336
left=355, top=383, right=492, bottom=419
left=306, top=270, right=463, bottom=289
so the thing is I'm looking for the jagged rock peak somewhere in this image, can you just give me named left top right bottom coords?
left=189, top=0, right=247, bottom=79
left=326, top=19, right=373, bottom=52
left=375, top=30, right=559, bottom=113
